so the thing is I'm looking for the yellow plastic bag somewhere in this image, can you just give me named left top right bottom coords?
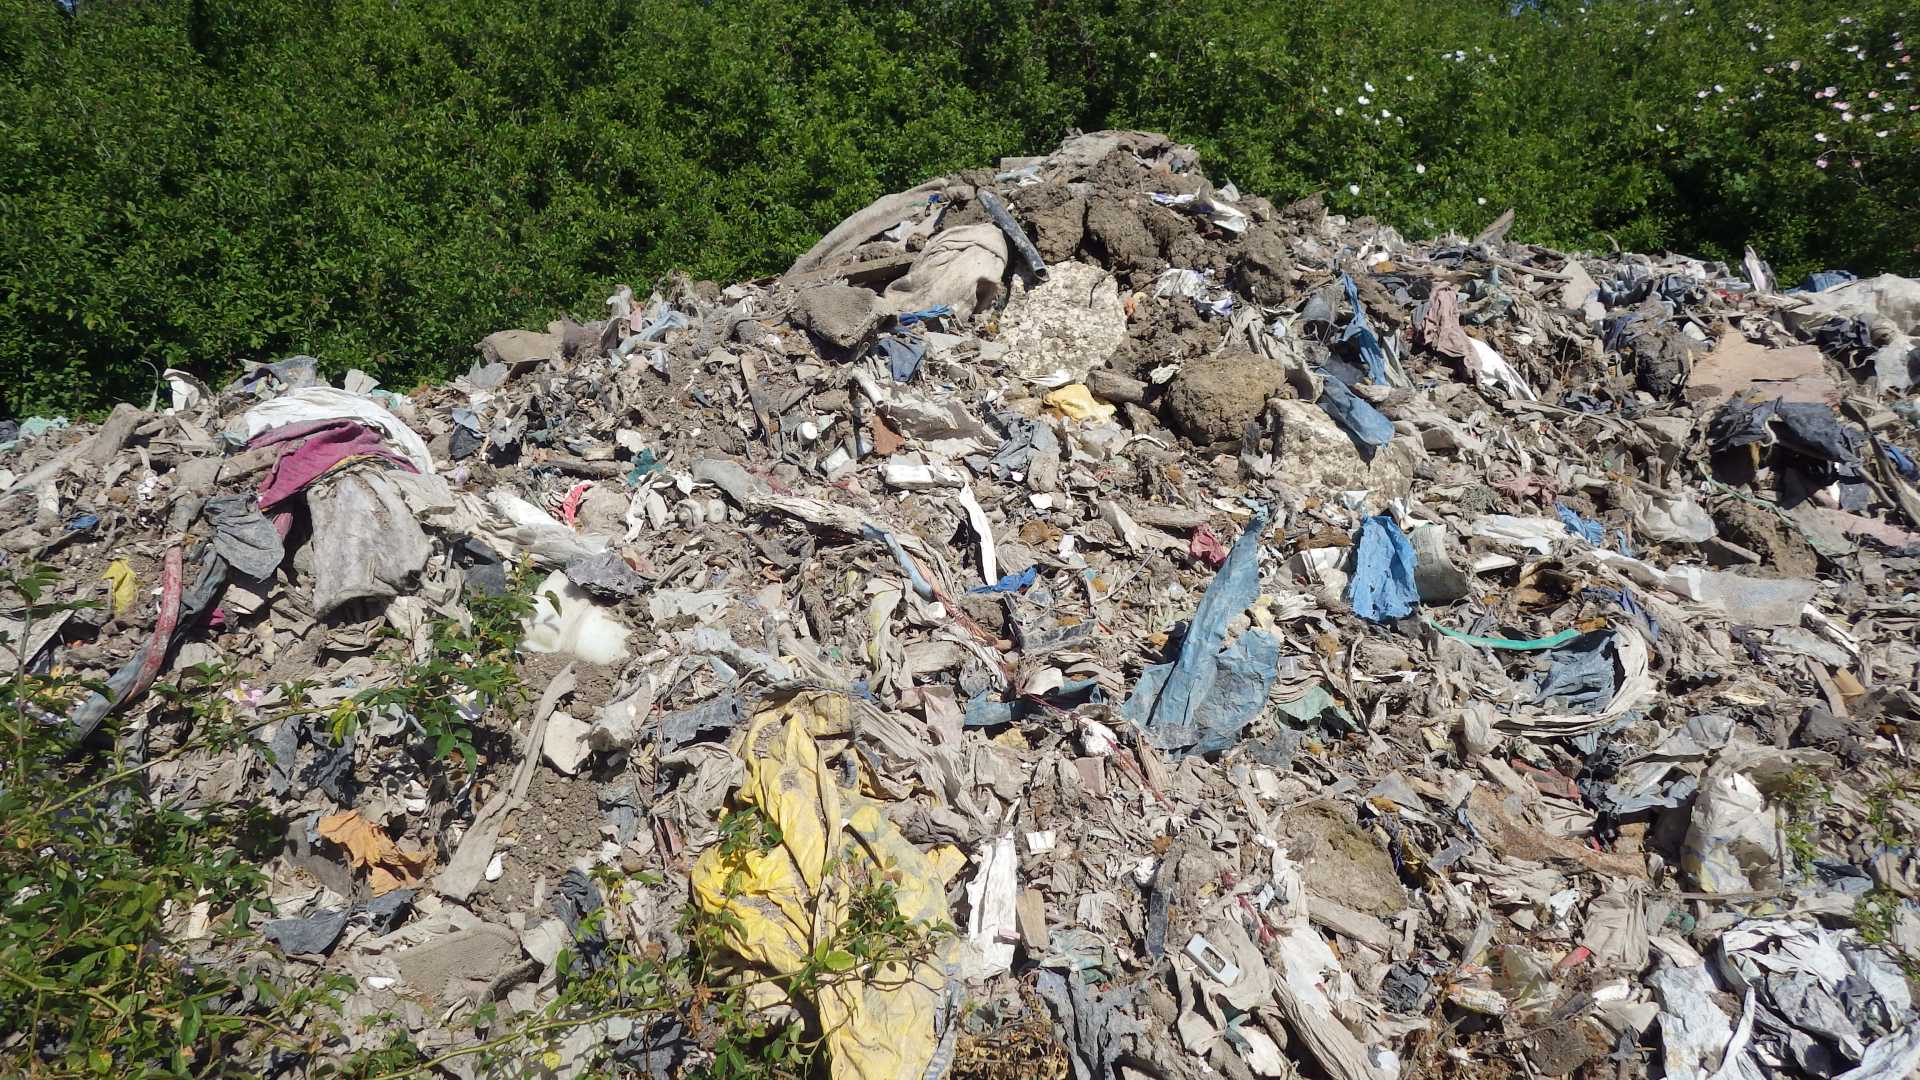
left=690, top=692, right=952, bottom=1080
left=101, top=560, right=137, bottom=617
left=1043, top=383, right=1115, bottom=423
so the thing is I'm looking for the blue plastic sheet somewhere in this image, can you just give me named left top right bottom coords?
left=896, top=305, right=952, bottom=326
left=1557, top=503, right=1606, bottom=545
left=1349, top=515, right=1419, bottom=623
left=1613, top=588, right=1660, bottom=641
left=1340, top=274, right=1390, bottom=384
left=1120, top=510, right=1279, bottom=754
left=968, top=566, right=1039, bottom=594
left=1316, top=375, right=1394, bottom=455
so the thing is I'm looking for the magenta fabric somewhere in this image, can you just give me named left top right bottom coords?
left=252, top=420, right=417, bottom=509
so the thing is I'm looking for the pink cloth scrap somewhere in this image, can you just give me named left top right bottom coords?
left=1419, top=283, right=1473, bottom=360
left=252, top=420, right=416, bottom=510
left=1189, top=526, right=1227, bottom=568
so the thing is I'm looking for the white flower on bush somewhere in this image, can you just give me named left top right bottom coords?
left=1814, top=132, right=1828, bottom=142
left=1415, top=163, right=1427, bottom=174
left=1348, top=184, right=1361, bottom=196
left=1358, top=95, right=1371, bottom=104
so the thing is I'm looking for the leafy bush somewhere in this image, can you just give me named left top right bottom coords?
left=1, top=0, right=1913, bottom=417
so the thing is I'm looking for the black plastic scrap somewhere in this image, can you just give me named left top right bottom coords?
left=978, top=191, right=1048, bottom=280
left=659, top=695, right=745, bottom=750
left=550, top=867, right=609, bottom=973
left=261, top=889, right=413, bottom=958
left=1773, top=401, right=1864, bottom=464
left=564, top=549, right=648, bottom=601
left=261, top=907, right=349, bottom=957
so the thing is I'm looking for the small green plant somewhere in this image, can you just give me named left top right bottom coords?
left=1855, top=888, right=1918, bottom=979
left=1864, top=770, right=1917, bottom=850
left=343, top=564, right=541, bottom=771
left=352, top=802, right=951, bottom=1080
left=1776, top=766, right=1832, bottom=873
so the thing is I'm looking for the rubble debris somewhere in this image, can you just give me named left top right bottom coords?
left=8, top=129, right=1919, bottom=1079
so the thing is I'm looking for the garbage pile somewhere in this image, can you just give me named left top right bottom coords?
left=4, top=129, right=1919, bottom=1079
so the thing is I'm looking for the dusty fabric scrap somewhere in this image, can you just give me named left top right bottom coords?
left=306, top=471, right=433, bottom=617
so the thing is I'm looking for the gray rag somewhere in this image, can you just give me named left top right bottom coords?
left=203, top=493, right=286, bottom=580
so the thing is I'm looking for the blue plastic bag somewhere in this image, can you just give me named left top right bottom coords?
left=1348, top=515, right=1419, bottom=623
left=1340, top=274, right=1390, bottom=384
left=968, top=566, right=1039, bottom=595
left=1557, top=503, right=1606, bottom=545
left=1316, top=375, right=1394, bottom=455
left=1121, top=510, right=1279, bottom=754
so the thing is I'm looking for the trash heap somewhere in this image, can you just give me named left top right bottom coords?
left=4, top=129, right=1920, bottom=1080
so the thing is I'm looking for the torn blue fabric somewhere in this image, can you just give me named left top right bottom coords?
left=1787, top=270, right=1857, bottom=294
left=1120, top=509, right=1278, bottom=754
left=1340, top=274, right=1390, bottom=384
left=1613, top=588, right=1660, bottom=641
left=896, top=305, right=952, bottom=326
left=1349, top=515, right=1419, bottom=623
left=1557, top=503, right=1606, bottom=545
left=969, top=566, right=1039, bottom=594
left=1886, top=444, right=1917, bottom=480
left=1531, top=631, right=1618, bottom=713
left=1316, top=376, right=1394, bottom=455
left=874, top=334, right=928, bottom=381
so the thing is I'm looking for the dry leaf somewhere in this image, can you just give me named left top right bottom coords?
left=317, top=810, right=432, bottom=895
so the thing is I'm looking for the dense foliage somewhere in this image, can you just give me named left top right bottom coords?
left=2, top=0, right=1914, bottom=415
